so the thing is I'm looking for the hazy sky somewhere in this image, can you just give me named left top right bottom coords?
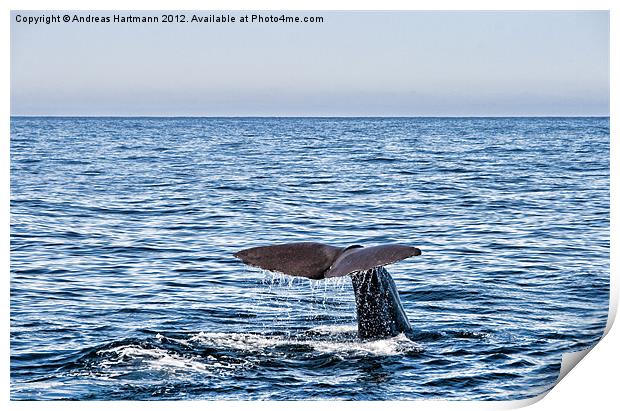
left=11, top=11, right=609, bottom=116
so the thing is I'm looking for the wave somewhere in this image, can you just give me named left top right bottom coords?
left=62, top=327, right=425, bottom=382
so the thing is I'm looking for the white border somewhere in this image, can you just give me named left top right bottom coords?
left=3, top=1, right=616, bottom=410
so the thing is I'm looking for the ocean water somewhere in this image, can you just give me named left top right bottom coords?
left=10, top=117, right=609, bottom=400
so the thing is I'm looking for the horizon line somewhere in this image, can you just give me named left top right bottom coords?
left=9, top=114, right=611, bottom=119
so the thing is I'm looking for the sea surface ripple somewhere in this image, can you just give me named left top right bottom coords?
left=10, top=117, right=609, bottom=400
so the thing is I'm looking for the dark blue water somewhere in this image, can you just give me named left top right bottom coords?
left=10, top=117, right=609, bottom=400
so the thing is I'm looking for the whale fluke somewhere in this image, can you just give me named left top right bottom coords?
left=325, top=244, right=421, bottom=278
left=234, top=241, right=422, bottom=340
left=233, top=242, right=343, bottom=280
left=234, top=242, right=421, bottom=280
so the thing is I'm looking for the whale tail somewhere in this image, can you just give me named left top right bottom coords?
left=234, top=242, right=422, bottom=340
left=233, top=242, right=421, bottom=280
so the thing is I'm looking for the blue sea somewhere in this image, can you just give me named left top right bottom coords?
left=10, top=117, right=609, bottom=400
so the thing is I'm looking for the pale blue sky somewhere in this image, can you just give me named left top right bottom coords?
left=11, top=11, right=609, bottom=116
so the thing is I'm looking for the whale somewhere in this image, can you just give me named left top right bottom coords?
left=233, top=242, right=422, bottom=340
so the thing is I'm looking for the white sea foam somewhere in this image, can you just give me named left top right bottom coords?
left=190, top=329, right=423, bottom=357
left=309, top=333, right=423, bottom=356
left=97, top=344, right=250, bottom=373
left=93, top=326, right=421, bottom=376
left=306, top=324, right=358, bottom=334
left=189, top=331, right=291, bottom=351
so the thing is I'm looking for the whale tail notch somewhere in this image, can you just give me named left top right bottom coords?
left=234, top=242, right=421, bottom=279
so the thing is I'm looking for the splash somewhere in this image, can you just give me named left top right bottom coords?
left=189, top=329, right=423, bottom=357
left=96, top=342, right=252, bottom=375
